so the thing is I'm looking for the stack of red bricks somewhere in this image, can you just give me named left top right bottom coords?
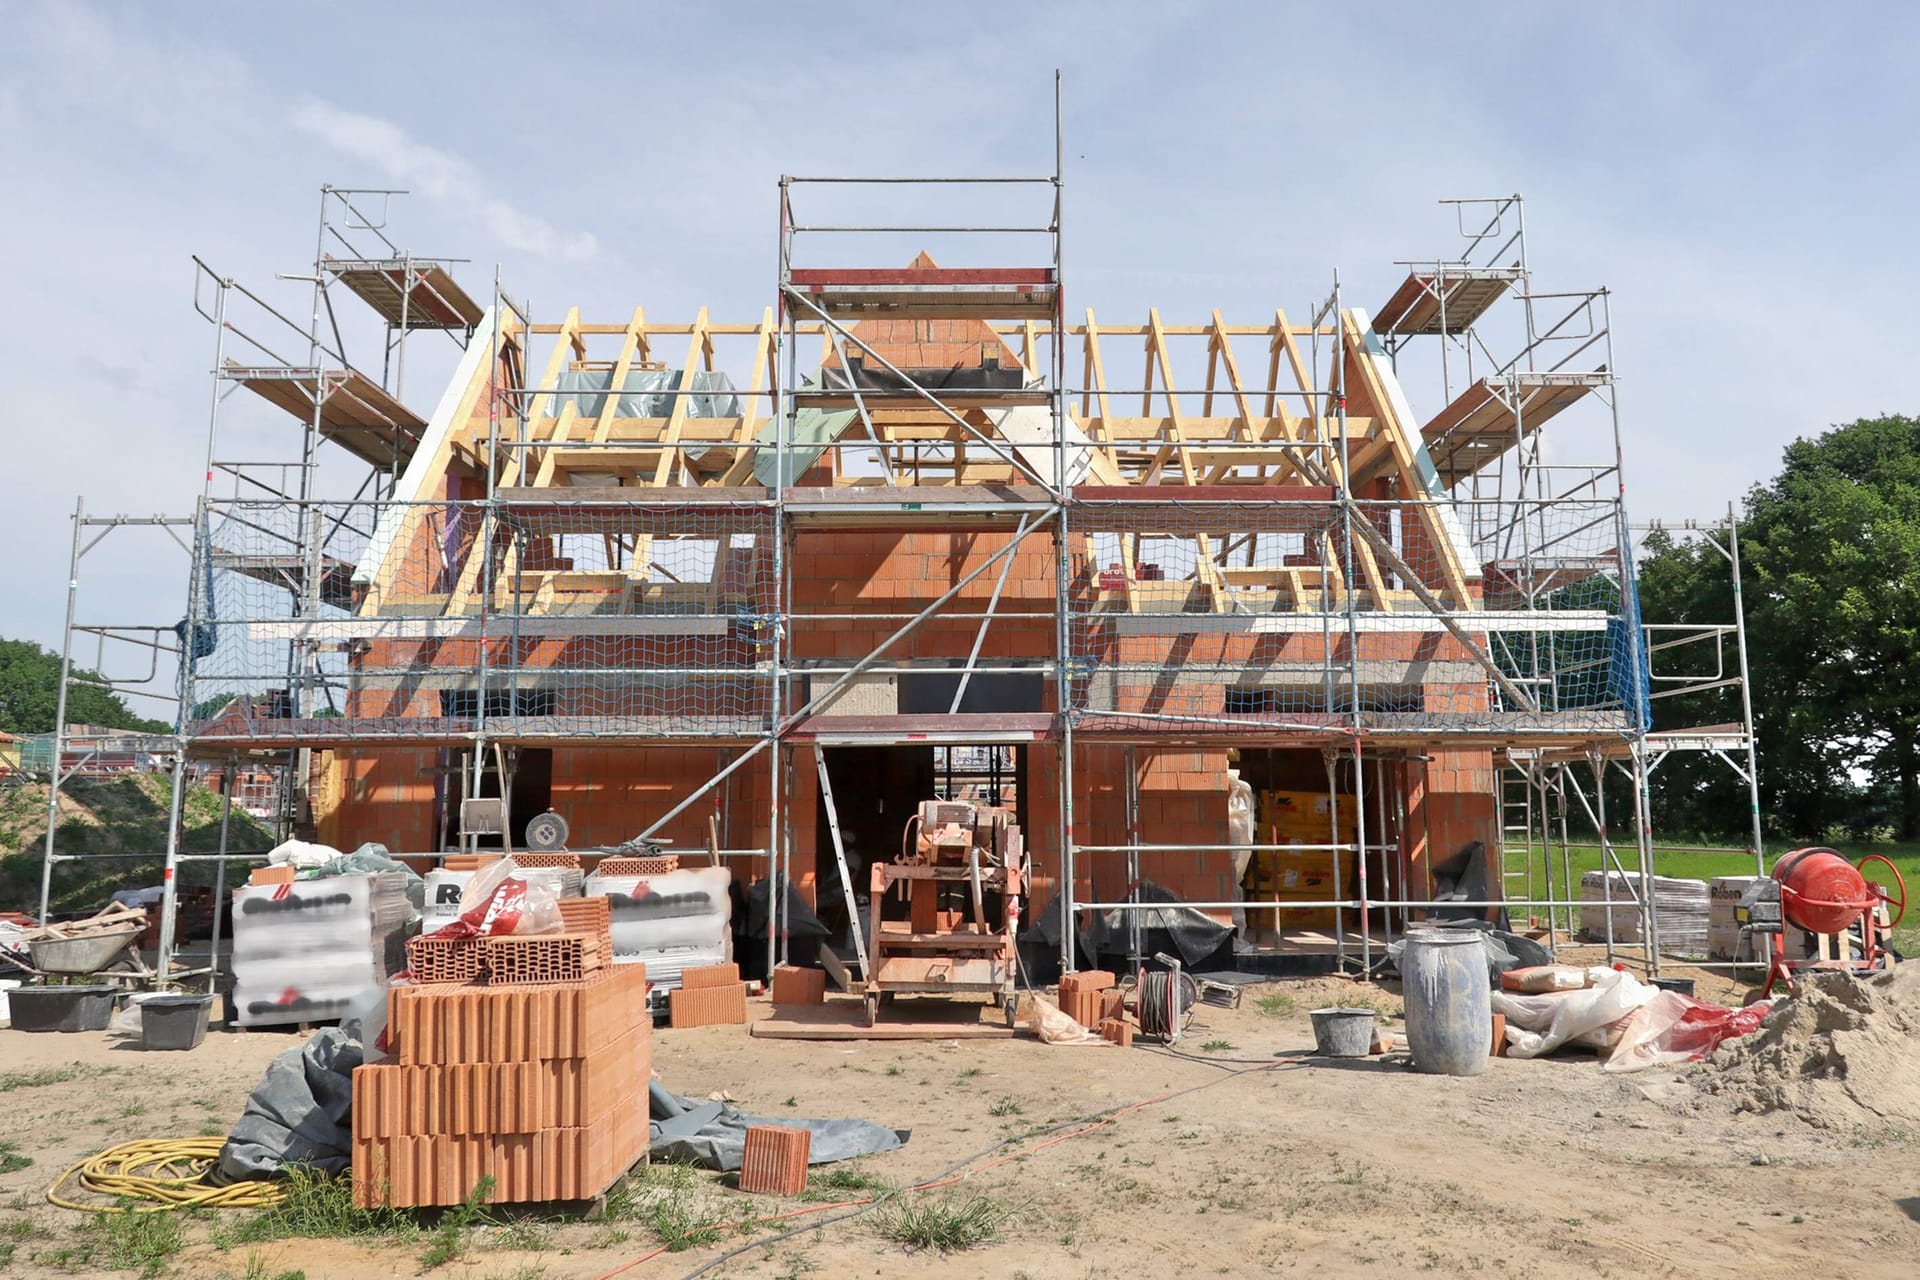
left=355, top=907, right=645, bottom=1208
left=1059, top=970, right=1133, bottom=1045
left=668, top=962, right=749, bottom=1028
left=405, top=896, right=611, bottom=987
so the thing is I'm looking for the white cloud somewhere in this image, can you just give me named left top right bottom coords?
left=289, top=97, right=599, bottom=263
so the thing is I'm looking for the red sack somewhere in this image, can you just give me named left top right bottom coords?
left=434, top=857, right=562, bottom=940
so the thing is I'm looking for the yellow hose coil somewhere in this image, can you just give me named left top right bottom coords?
left=46, top=1139, right=287, bottom=1213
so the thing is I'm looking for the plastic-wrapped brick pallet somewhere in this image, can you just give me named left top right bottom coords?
left=231, top=872, right=412, bottom=1027
left=1579, top=871, right=1710, bottom=956
left=585, top=866, right=732, bottom=990
left=1707, top=875, right=1814, bottom=962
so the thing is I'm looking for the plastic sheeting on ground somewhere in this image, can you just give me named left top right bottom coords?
left=212, top=1028, right=361, bottom=1184
left=1381, top=923, right=1552, bottom=981
left=1602, top=990, right=1775, bottom=1073
left=647, top=1082, right=906, bottom=1173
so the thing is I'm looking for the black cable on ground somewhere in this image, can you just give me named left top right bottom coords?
left=671, top=1056, right=1300, bottom=1280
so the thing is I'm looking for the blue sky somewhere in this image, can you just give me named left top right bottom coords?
left=3, top=0, right=1916, bottom=683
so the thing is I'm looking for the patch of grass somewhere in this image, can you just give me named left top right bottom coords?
left=622, top=1164, right=727, bottom=1253
left=419, top=1176, right=493, bottom=1268
left=97, top=1207, right=184, bottom=1278
left=0, top=1066, right=82, bottom=1093
left=235, top=1252, right=306, bottom=1280
left=800, top=1165, right=893, bottom=1204
left=481, top=1266, right=548, bottom=1280
left=885, top=1065, right=904, bottom=1077
left=874, top=1192, right=1005, bottom=1253
left=228, top=1167, right=417, bottom=1246
left=487, top=1216, right=551, bottom=1251
left=0, top=1141, right=32, bottom=1175
left=1255, top=992, right=1296, bottom=1019
left=782, top=1095, right=798, bottom=1107
left=1199, top=1039, right=1234, bottom=1053
left=988, top=1096, right=1024, bottom=1117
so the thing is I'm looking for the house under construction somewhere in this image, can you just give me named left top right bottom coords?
left=36, top=133, right=1765, bottom=984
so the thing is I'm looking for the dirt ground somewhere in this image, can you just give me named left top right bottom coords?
left=2, top=963, right=1918, bottom=1280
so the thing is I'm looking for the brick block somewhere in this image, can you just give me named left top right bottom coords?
left=510, top=852, right=581, bottom=870
left=669, top=982, right=748, bottom=1028
left=406, top=933, right=486, bottom=985
left=1491, top=1012, right=1507, bottom=1058
left=595, top=854, right=680, bottom=876
left=771, top=965, right=827, bottom=1006
left=391, top=965, right=648, bottom=1065
left=483, top=932, right=608, bottom=985
left=680, top=962, right=740, bottom=991
left=1098, top=1018, right=1134, bottom=1048
left=556, top=896, right=612, bottom=942
left=1059, top=969, right=1116, bottom=997
left=739, top=1125, right=810, bottom=1196
left=1098, top=988, right=1125, bottom=1022
left=249, top=864, right=297, bottom=886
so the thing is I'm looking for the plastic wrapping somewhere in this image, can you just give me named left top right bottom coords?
left=1602, top=991, right=1775, bottom=1074
left=1227, top=770, right=1254, bottom=931
left=213, top=1029, right=361, bottom=1183
left=436, top=858, right=563, bottom=939
left=313, top=843, right=424, bottom=914
left=230, top=872, right=411, bottom=1027
left=1027, top=994, right=1108, bottom=1045
left=589, top=866, right=734, bottom=975
left=1492, top=967, right=1655, bottom=1058
left=647, top=1083, right=905, bottom=1172
left=1500, top=964, right=1590, bottom=994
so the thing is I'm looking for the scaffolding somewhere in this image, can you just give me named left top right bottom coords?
left=37, top=114, right=1763, bottom=990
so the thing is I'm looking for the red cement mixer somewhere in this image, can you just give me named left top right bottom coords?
left=1759, top=847, right=1907, bottom=996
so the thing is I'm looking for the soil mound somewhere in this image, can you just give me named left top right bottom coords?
left=1695, top=963, right=1920, bottom=1129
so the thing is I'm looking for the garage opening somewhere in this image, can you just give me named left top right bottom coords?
left=813, top=744, right=1028, bottom=965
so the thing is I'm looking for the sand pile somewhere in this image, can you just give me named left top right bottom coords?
left=1695, top=963, right=1920, bottom=1129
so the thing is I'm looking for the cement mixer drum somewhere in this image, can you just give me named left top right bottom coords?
left=1772, top=846, right=1876, bottom=934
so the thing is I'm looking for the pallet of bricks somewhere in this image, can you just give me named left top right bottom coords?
left=352, top=897, right=647, bottom=1207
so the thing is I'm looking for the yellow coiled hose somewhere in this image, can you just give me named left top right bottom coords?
left=46, top=1139, right=286, bottom=1213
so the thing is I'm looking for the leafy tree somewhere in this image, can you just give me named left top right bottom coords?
left=0, top=639, right=170, bottom=736
left=1635, top=415, right=1920, bottom=841
left=1744, top=415, right=1920, bottom=840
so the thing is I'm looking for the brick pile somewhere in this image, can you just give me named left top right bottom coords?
left=1057, top=969, right=1116, bottom=1027
left=668, top=962, right=748, bottom=1028
left=354, top=964, right=649, bottom=1207
left=1099, top=1018, right=1134, bottom=1047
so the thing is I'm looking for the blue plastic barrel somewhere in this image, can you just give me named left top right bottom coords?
left=1401, top=928, right=1490, bottom=1076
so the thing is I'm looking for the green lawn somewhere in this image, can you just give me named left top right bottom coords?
left=1501, top=839, right=1920, bottom=957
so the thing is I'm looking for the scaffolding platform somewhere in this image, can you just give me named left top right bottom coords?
left=224, top=362, right=427, bottom=469
left=210, top=551, right=356, bottom=611
left=784, top=267, right=1057, bottom=319
left=1421, top=371, right=1607, bottom=485
left=321, top=256, right=484, bottom=329
left=1373, top=267, right=1522, bottom=336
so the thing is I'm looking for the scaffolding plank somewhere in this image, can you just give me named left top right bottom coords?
left=322, top=257, right=484, bottom=329
left=1103, top=609, right=1612, bottom=636
left=786, top=267, right=1057, bottom=320
left=246, top=615, right=730, bottom=640
left=1373, top=268, right=1521, bottom=336
left=224, top=362, right=427, bottom=468
left=1420, top=372, right=1607, bottom=486
left=211, top=552, right=355, bottom=611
